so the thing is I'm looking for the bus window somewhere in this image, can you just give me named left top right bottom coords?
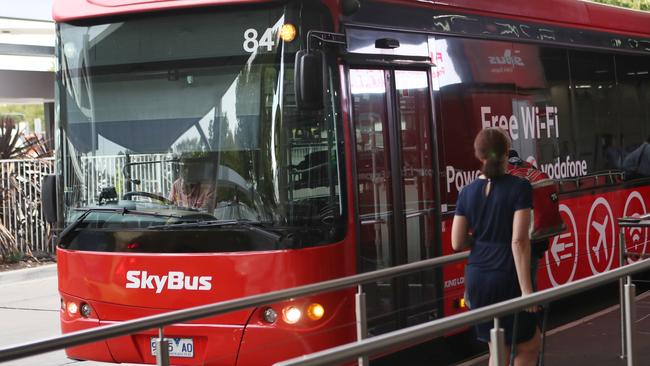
left=433, top=36, right=623, bottom=189
left=432, top=37, right=488, bottom=206
left=538, top=47, right=572, bottom=166
left=509, top=45, right=565, bottom=169
left=57, top=3, right=346, bottom=252
left=568, top=50, right=618, bottom=173
left=615, top=54, right=650, bottom=172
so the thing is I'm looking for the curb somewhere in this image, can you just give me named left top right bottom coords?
left=0, top=263, right=57, bottom=284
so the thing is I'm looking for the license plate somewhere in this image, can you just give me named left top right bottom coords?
left=150, top=337, right=194, bottom=358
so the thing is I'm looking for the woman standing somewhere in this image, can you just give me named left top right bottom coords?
left=451, top=128, right=540, bottom=366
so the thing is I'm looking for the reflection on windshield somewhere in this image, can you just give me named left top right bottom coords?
left=57, top=4, right=345, bottom=250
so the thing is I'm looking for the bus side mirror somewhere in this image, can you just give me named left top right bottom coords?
left=42, top=174, right=58, bottom=224
left=294, top=49, right=325, bottom=110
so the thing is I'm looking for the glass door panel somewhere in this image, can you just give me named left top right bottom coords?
left=351, top=68, right=440, bottom=333
left=351, top=69, right=396, bottom=332
left=395, top=70, right=438, bottom=325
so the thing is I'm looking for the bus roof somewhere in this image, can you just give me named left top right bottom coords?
left=52, top=0, right=271, bottom=22
left=53, top=0, right=650, bottom=37
left=428, top=0, right=650, bottom=37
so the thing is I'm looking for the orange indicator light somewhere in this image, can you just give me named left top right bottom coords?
left=280, top=24, right=297, bottom=42
left=307, top=303, right=325, bottom=320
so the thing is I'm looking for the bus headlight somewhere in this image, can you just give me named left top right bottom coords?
left=283, top=306, right=302, bottom=324
left=67, top=302, right=79, bottom=316
left=307, top=303, right=325, bottom=320
left=263, top=308, right=278, bottom=324
left=80, top=303, right=93, bottom=318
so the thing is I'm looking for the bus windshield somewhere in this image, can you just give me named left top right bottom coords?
left=56, top=3, right=345, bottom=251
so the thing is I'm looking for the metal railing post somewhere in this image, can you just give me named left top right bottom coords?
left=619, top=229, right=627, bottom=359
left=490, top=317, right=505, bottom=366
left=624, top=276, right=636, bottom=366
left=355, top=285, right=368, bottom=366
left=156, top=327, right=169, bottom=366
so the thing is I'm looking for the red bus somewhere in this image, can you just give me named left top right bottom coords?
left=50, top=0, right=650, bottom=364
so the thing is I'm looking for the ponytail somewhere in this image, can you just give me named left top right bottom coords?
left=482, top=155, right=504, bottom=179
left=474, top=128, right=511, bottom=179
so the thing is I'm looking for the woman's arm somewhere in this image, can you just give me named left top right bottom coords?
left=451, top=215, right=471, bottom=251
left=512, top=208, right=533, bottom=296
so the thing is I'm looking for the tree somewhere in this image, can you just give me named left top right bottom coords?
left=0, top=104, right=44, bottom=131
left=0, top=115, right=52, bottom=159
left=0, top=115, right=24, bottom=159
left=589, top=0, right=650, bottom=11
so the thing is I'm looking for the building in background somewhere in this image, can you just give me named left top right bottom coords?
left=0, top=0, right=55, bottom=153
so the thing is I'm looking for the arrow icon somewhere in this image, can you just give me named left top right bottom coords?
left=551, top=233, right=573, bottom=266
left=630, top=227, right=642, bottom=243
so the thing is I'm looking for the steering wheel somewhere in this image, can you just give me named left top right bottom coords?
left=122, top=191, right=174, bottom=205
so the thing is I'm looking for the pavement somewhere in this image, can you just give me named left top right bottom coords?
left=540, top=292, right=650, bottom=365
left=459, top=290, right=650, bottom=366
left=0, top=264, right=142, bottom=366
left=0, top=264, right=57, bottom=285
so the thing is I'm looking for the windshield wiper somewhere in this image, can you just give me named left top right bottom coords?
left=58, top=207, right=183, bottom=245
left=147, top=219, right=283, bottom=242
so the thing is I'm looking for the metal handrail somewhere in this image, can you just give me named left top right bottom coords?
left=619, top=218, right=650, bottom=228
left=0, top=251, right=469, bottom=363
left=557, top=170, right=624, bottom=191
left=275, top=257, right=650, bottom=366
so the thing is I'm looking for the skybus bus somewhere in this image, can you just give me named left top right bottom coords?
left=46, top=0, right=650, bottom=364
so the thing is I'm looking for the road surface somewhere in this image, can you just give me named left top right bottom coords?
left=0, top=267, right=141, bottom=366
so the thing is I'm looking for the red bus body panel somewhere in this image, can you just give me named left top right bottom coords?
left=537, top=186, right=650, bottom=289
left=58, top=240, right=356, bottom=365
left=58, top=247, right=356, bottom=311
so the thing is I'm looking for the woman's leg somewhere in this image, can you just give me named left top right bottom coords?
left=514, top=327, right=541, bottom=366
left=487, top=341, right=510, bottom=366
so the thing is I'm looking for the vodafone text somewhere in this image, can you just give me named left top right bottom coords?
left=126, top=271, right=212, bottom=293
left=539, top=156, right=588, bottom=179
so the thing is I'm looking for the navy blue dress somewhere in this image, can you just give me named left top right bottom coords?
left=455, top=174, right=536, bottom=344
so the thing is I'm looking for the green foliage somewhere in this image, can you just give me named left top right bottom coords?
left=589, top=0, right=650, bottom=10
left=0, top=104, right=45, bottom=130
left=0, top=115, right=52, bottom=159
left=4, top=250, right=24, bottom=264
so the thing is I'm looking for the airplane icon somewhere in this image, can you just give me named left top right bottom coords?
left=591, top=216, right=610, bottom=262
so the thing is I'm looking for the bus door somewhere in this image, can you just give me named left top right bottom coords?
left=350, top=68, right=441, bottom=334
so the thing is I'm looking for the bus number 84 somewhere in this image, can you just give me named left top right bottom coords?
left=243, top=28, right=275, bottom=53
